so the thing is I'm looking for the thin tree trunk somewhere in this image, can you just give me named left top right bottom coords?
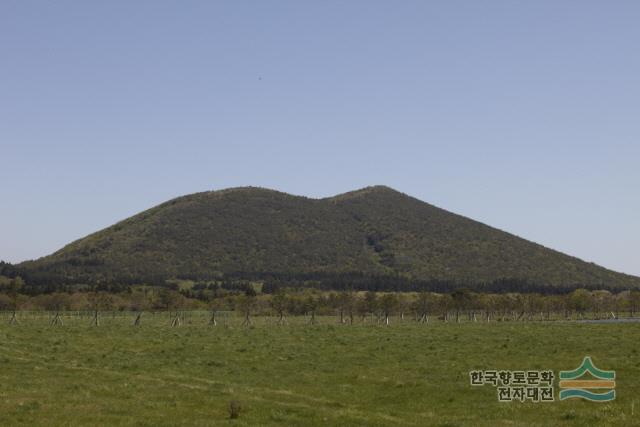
left=50, top=312, right=63, bottom=326
left=277, top=312, right=286, bottom=325
left=242, top=312, right=252, bottom=327
left=171, top=312, right=181, bottom=327
left=92, top=310, right=99, bottom=326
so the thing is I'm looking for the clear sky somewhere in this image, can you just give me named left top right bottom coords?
left=1, top=1, right=639, bottom=276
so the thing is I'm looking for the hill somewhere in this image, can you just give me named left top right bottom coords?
left=17, top=186, right=640, bottom=290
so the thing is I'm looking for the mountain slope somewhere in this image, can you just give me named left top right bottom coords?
left=18, top=186, right=640, bottom=289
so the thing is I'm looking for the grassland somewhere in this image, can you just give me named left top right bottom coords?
left=1, top=314, right=639, bottom=426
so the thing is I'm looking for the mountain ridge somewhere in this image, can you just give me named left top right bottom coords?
left=17, top=186, right=640, bottom=290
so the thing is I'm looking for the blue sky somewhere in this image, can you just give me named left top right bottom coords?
left=1, top=1, right=639, bottom=276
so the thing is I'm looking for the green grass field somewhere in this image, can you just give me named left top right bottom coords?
left=1, top=314, right=639, bottom=426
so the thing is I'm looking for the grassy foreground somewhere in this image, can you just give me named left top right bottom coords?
left=1, top=315, right=639, bottom=426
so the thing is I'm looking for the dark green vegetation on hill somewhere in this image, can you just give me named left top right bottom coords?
left=15, top=186, right=640, bottom=290
left=1, top=319, right=638, bottom=426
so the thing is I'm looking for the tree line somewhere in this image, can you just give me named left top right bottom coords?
left=0, top=261, right=621, bottom=296
left=2, top=275, right=640, bottom=325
